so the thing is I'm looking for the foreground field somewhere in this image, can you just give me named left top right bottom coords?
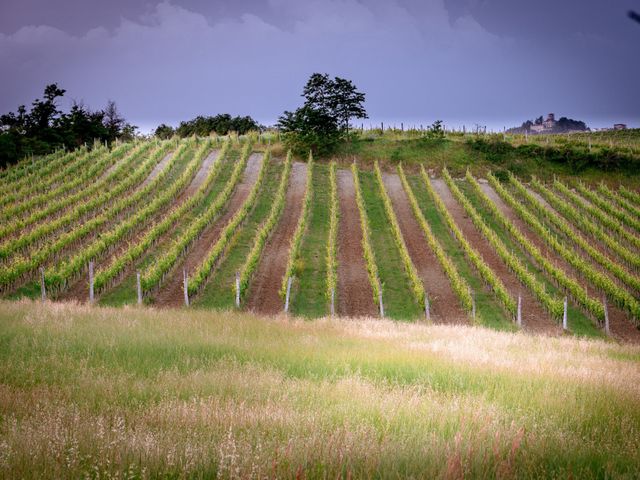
left=0, top=300, right=639, bottom=478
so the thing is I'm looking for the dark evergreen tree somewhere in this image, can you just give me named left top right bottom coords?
left=0, top=84, right=137, bottom=168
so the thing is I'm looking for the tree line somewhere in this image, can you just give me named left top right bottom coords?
left=154, top=114, right=260, bottom=139
left=1, top=72, right=369, bottom=166
left=0, top=84, right=136, bottom=169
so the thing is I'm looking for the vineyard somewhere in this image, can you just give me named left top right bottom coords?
left=1, top=136, right=640, bottom=343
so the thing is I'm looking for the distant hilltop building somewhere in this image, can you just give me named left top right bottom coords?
left=593, top=124, right=628, bottom=132
left=530, top=113, right=556, bottom=133
left=507, top=113, right=588, bottom=135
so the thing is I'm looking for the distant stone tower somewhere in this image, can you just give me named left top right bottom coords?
left=543, top=113, right=556, bottom=129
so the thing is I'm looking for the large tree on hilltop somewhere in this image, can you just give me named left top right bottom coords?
left=278, top=73, right=367, bottom=155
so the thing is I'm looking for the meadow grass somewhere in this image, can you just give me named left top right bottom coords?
left=0, top=299, right=639, bottom=478
left=99, top=147, right=239, bottom=307
left=193, top=161, right=283, bottom=309
left=458, top=179, right=602, bottom=338
left=358, top=170, right=422, bottom=320
left=291, top=163, right=330, bottom=318
left=336, top=137, right=475, bottom=173
left=332, top=133, right=640, bottom=183
left=407, top=175, right=514, bottom=331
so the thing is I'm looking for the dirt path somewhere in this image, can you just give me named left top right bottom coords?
left=60, top=150, right=219, bottom=303
left=479, top=182, right=640, bottom=344
left=245, top=162, right=308, bottom=314
left=153, top=153, right=263, bottom=307
left=141, top=152, right=173, bottom=188
left=180, top=150, right=219, bottom=201
left=336, top=169, right=377, bottom=318
left=383, top=173, right=467, bottom=325
left=432, top=178, right=558, bottom=334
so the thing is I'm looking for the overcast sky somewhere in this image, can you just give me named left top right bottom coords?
left=1, top=0, right=638, bottom=132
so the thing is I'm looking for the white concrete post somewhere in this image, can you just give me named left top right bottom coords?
left=136, top=271, right=142, bottom=305
left=603, top=295, right=610, bottom=335
left=471, top=289, right=476, bottom=321
left=183, top=269, right=189, bottom=307
left=89, top=261, right=94, bottom=303
left=517, top=294, right=522, bottom=327
left=425, top=294, right=431, bottom=322
left=330, top=288, right=335, bottom=316
left=378, top=283, right=384, bottom=318
left=235, top=271, right=240, bottom=307
left=40, top=267, right=46, bottom=303
left=284, top=276, right=293, bottom=313
left=563, top=297, right=568, bottom=331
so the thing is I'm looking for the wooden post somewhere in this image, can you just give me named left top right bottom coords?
left=235, top=271, right=240, bottom=308
left=563, top=297, right=568, bottom=331
left=284, top=276, right=293, bottom=313
left=378, top=283, right=384, bottom=318
left=183, top=269, right=189, bottom=306
left=330, top=288, right=335, bottom=316
left=40, top=267, right=46, bottom=303
left=89, top=261, right=94, bottom=303
left=517, top=294, right=522, bottom=327
left=136, top=271, right=142, bottom=305
left=424, top=294, right=430, bottom=322
left=603, top=295, right=610, bottom=335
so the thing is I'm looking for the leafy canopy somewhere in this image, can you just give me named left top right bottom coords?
left=0, top=83, right=137, bottom=168
left=278, top=73, right=367, bottom=155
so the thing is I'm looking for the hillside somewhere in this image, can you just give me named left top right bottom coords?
left=1, top=300, right=639, bottom=478
left=0, top=134, right=639, bottom=344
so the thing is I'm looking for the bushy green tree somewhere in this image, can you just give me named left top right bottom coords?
left=154, top=124, right=175, bottom=139
left=277, top=105, right=342, bottom=156
left=174, top=114, right=260, bottom=137
left=426, top=120, right=445, bottom=139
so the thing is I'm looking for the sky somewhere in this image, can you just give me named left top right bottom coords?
left=1, top=0, right=638, bottom=133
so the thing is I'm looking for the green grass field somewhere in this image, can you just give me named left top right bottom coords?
left=0, top=299, right=639, bottom=478
left=334, top=131, right=640, bottom=183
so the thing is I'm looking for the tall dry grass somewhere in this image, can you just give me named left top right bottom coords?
left=0, top=299, right=639, bottom=478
